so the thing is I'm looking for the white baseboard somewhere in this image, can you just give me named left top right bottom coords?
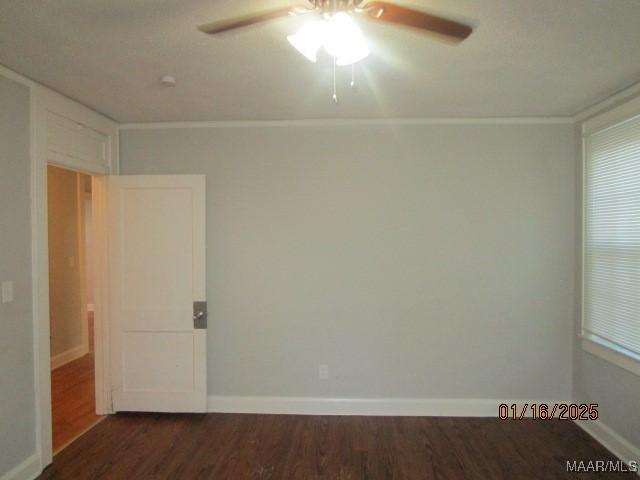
left=51, top=343, right=88, bottom=370
left=207, top=396, right=566, bottom=417
left=0, top=454, right=41, bottom=480
left=575, top=419, right=640, bottom=473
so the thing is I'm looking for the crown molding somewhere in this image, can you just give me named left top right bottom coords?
left=574, top=79, right=640, bottom=124
left=0, top=63, right=35, bottom=88
left=119, top=116, right=574, bottom=130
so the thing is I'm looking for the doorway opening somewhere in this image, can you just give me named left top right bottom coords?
left=47, top=165, right=104, bottom=453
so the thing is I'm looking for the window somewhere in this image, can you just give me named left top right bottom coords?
left=583, top=106, right=640, bottom=372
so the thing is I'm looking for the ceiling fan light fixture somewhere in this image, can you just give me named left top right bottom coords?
left=287, top=20, right=327, bottom=63
left=199, top=2, right=472, bottom=101
left=323, top=12, right=370, bottom=66
left=288, top=12, right=370, bottom=66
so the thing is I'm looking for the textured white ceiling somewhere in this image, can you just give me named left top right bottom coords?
left=1, top=0, right=640, bottom=122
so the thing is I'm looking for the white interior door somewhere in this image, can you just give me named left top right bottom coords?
left=108, top=175, right=206, bottom=412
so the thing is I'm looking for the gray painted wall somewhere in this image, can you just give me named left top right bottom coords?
left=0, top=75, right=35, bottom=475
left=121, top=123, right=576, bottom=401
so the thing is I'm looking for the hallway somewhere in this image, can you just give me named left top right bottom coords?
left=51, top=316, right=103, bottom=453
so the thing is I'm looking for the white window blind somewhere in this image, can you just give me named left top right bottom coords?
left=584, top=113, right=640, bottom=356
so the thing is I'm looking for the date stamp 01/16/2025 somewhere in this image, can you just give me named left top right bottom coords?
left=499, top=403, right=640, bottom=474
left=498, top=403, right=599, bottom=421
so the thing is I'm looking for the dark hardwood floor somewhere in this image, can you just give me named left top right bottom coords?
left=38, top=413, right=630, bottom=479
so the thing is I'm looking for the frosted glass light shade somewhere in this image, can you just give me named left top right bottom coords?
left=323, top=12, right=370, bottom=66
left=287, top=13, right=370, bottom=66
left=287, top=20, right=327, bottom=63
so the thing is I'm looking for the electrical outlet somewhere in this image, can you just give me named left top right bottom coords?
left=1, top=281, right=14, bottom=304
left=319, top=364, right=329, bottom=380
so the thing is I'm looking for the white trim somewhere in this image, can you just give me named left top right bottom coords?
left=575, top=419, right=640, bottom=474
left=207, top=396, right=568, bottom=417
left=119, top=116, right=574, bottom=130
left=582, top=336, right=640, bottom=378
left=77, top=173, right=90, bottom=359
left=581, top=95, right=640, bottom=136
left=29, top=78, right=49, bottom=475
left=91, top=176, right=112, bottom=416
left=50, top=344, right=89, bottom=370
left=27, top=70, right=119, bottom=471
left=574, top=79, right=640, bottom=124
left=579, top=96, right=640, bottom=379
left=0, top=454, right=41, bottom=480
left=0, top=63, right=35, bottom=88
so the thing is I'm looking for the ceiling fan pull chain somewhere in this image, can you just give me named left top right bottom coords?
left=332, top=56, right=338, bottom=103
left=350, top=64, right=356, bottom=90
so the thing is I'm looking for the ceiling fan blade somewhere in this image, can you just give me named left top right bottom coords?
left=198, top=7, right=294, bottom=35
left=359, top=1, right=472, bottom=42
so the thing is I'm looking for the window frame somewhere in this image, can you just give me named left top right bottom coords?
left=581, top=95, right=640, bottom=377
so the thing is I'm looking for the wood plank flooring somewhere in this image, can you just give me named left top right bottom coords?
left=39, top=413, right=630, bottom=479
left=51, top=317, right=103, bottom=453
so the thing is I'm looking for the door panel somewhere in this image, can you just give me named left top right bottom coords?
left=109, top=175, right=206, bottom=412
left=123, top=332, right=195, bottom=392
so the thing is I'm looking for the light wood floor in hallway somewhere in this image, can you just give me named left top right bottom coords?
left=51, top=319, right=103, bottom=453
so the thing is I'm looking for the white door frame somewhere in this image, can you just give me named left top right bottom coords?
left=30, top=84, right=118, bottom=469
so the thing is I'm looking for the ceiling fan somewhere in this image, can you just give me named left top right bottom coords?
left=198, top=1, right=472, bottom=101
